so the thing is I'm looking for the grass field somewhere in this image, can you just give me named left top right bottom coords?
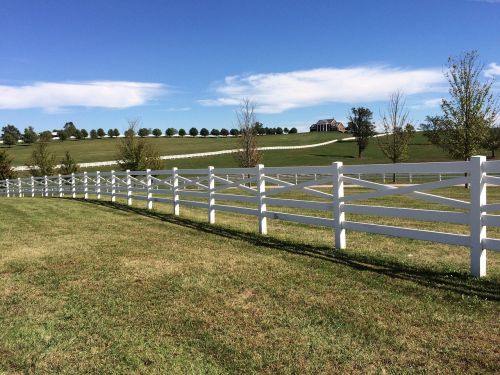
left=2, top=132, right=348, bottom=166
left=1, top=192, right=499, bottom=373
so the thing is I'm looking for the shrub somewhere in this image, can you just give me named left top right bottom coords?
left=59, top=151, right=79, bottom=174
left=178, top=128, right=186, bottom=137
left=117, top=123, right=163, bottom=171
left=189, top=127, right=198, bottom=137
left=0, top=150, right=16, bottom=180
left=152, top=128, right=162, bottom=137
left=28, top=141, right=56, bottom=176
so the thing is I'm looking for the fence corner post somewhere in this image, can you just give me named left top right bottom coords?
left=146, top=169, right=152, bottom=209
left=172, top=167, right=179, bottom=215
left=257, top=164, right=267, bottom=235
left=470, top=155, right=487, bottom=277
left=96, top=171, right=101, bottom=199
left=71, top=172, right=76, bottom=198
left=208, top=166, right=215, bottom=224
left=111, top=170, right=116, bottom=203
left=83, top=171, right=88, bottom=199
left=126, top=169, right=132, bottom=206
left=332, top=161, right=346, bottom=250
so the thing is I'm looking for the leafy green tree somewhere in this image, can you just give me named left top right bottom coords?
left=200, top=128, right=209, bottom=137
left=59, top=151, right=79, bottom=174
left=2, top=132, right=17, bottom=147
left=378, top=91, right=415, bottom=182
left=63, top=122, right=78, bottom=137
left=74, top=129, right=84, bottom=140
left=220, top=128, right=229, bottom=136
left=166, top=128, right=176, bottom=137
left=482, top=127, right=500, bottom=158
left=189, top=127, right=198, bottom=137
left=113, top=129, right=120, bottom=137
left=22, top=126, right=38, bottom=144
left=230, top=128, right=239, bottom=136
left=178, top=128, right=186, bottom=137
left=289, top=127, right=298, bottom=134
left=117, top=120, right=163, bottom=171
left=40, top=131, right=53, bottom=142
left=348, top=107, right=376, bottom=158
left=57, top=130, right=68, bottom=141
left=0, top=150, right=16, bottom=180
left=90, top=129, right=98, bottom=139
left=210, top=128, right=220, bottom=136
left=28, top=141, right=56, bottom=176
left=108, top=129, right=115, bottom=138
left=276, top=127, right=284, bottom=135
left=138, top=128, right=150, bottom=137
left=80, top=129, right=89, bottom=139
left=284, top=127, right=289, bottom=134
left=422, top=51, right=499, bottom=161
left=152, top=128, right=162, bottom=137
left=97, top=128, right=106, bottom=138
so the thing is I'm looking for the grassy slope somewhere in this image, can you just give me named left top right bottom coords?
left=3, top=132, right=347, bottom=166
left=0, top=196, right=498, bottom=374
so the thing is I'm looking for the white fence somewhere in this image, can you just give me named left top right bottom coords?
left=1, top=156, right=499, bottom=278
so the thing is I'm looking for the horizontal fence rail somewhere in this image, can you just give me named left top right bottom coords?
left=1, top=156, right=498, bottom=278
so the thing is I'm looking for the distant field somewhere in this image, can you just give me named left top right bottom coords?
left=2, top=132, right=348, bottom=166
left=0, top=194, right=498, bottom=373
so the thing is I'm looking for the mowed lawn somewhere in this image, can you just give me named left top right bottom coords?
left=2, top=132, right=347, bottom=166
left=1, top=197, right=499, bottom=374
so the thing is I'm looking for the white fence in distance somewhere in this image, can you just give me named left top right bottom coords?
left=2, top=156, right=499, bottom=278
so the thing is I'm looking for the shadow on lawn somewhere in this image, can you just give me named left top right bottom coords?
left=70, top=198, right=500, bottom=301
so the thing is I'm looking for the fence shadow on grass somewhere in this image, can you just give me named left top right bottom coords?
left=69, top=198, right=500, bottom=301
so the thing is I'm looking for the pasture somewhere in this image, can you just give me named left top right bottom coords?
left=0, top=187, right=499, bottom=373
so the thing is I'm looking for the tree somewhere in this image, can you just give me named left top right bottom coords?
left=422, top=51, right=499, bottom=162
left=257, top=126, right=267, bottom=135
left=0, top=150, right=16, bottom=180
left=81, top=129, right=89, bottom=139
left=482, top=126, right=500, bottom=158
left=166, top=128, right=176, bottom=137
left=97, top=128, right=106, bottom=138
left=63, top=122, right=78, bottom=137
left=113, top=129, right=120, bottom=137
left=284, top=127, right=289, bottom=134
left=230, top=128, right=239, bottom=136
left=57, top=130, right=68, bottom=141
left=2, top=133, right=17, bottom=147
left=276, top=127, right=284, bottom=135
left=289, top=127, right=298, bottom=134
left=22, top=127, right=38, bottom=144
left=220, top=128, right=229, bottom=137
left=138, top=128, right=150, bottom=137
left=28, top=140, right=56, bottom=176
left=189, top=127, right=198, bottom=137
left=178, top=128, right=186, bottom=137
left=236, top=99, right=262, bottom=167
left=90, top=129, right=98, bottom=139
left=117, top=120, right=163, bottom=171
left=74, top=129, right=84, bottom=140
left=152, top=128, right=162, bottom=137
left=348, top=107, right=376, bottom=158
left=210, top=128, right=220, bottom=136
left=377, top=91, right=415, bottom=182
left=200, top=128, right=209, bottom=137
left=40, top=131, right=53, bottom=142
left=59, top=151, right=79, bottom=174
left=108, top=129, right=115, bottom=138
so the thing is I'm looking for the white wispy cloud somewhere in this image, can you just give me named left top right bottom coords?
left=485, top=63, right=500, bottom=78
left=411, top=97, right=443, bottom=110
left=0, top=81, right=166, bottom=111
left=199, top=66, right=446, bottom=113
left=166, top=106, right=191, bottom=112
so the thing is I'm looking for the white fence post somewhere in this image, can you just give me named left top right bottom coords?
left=146, top=169, right=153, bottom=210
left=71, top=173, right=76, bottom=198
left=257, top=164, right=267, bottom=235
left=83, top=172, right=88, bottom=199
left=173, top=167, right=179, bottom=215
left=31, top=176, right=35, bottom=197
left=126, top=170, right=132, bottom=206
left=409, top=173, right=413, bottom=183
left=6, top=179, right=9, bottom=198
left=208, top=166, right=215, bottom=224
left=17, top=177, right=22, bottom=198
left=383, top=173, right=386, bottom=184
left=111, top=170, right=116, bottom=202
left=58, top=174, right=63, bottom=197
left=44, top=175, right=48, bottom=197
left=96, top=171, right=101, bottom=199
left=332, top=162, right=346, bottom=250
left=470, top=156, right=487, bottom=277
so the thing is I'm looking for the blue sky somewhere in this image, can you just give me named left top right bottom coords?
left=1, top=0, right=499, bottom=132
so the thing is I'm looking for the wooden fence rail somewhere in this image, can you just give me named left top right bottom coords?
left=1, top=156, right=499, bottom=277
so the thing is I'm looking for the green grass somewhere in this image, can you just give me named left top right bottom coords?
left=1, top=194, right=499, bottom=374
left=3, top=132, right=347, bottom=166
